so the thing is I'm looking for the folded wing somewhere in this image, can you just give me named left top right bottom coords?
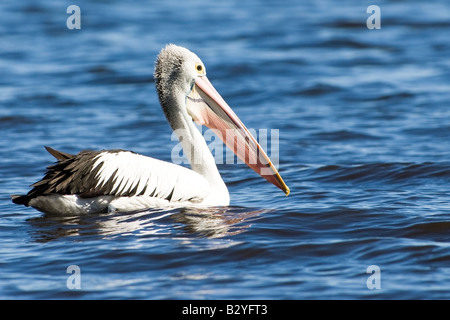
left=13, top=147, right=209, bottom=206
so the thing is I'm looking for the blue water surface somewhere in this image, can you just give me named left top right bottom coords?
left=1, top=0, right=450, bottom=299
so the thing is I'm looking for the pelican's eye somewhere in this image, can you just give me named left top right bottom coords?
left=195, top=63, right=204, bottom=74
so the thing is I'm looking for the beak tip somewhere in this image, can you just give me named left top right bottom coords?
left=284, top=186, right=290, bottom=196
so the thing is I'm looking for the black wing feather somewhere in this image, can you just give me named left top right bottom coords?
left=12, top=147, right=114, bottom=206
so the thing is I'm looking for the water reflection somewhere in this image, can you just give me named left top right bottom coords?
left=27, top=206, right=271, bottom=242
left=171, top=207, right=269, bottom=238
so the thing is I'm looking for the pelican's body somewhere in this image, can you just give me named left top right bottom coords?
left=12, top=45, right=289, bottom=215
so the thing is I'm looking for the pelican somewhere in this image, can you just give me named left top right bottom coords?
left=12, top=44, right=289, bottom=215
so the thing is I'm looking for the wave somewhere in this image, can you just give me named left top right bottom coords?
left=310, top=129, right=383, bottom=141
left=311, top=162, right=450, bottom=184
left=402, top=221, right=450, bottom=242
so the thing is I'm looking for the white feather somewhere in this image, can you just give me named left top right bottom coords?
left=27, top=151, right=216, bottom=214
left=93, top=151, right=210, bottom=202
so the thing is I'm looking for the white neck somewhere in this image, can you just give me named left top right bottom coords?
left=166, top=94, right=230, bottom=205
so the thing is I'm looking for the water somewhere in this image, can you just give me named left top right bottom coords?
left=1, top=0, right=450, bottom=299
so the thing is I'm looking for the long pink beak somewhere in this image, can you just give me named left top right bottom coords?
left=186, top=75, right=290, bottom=196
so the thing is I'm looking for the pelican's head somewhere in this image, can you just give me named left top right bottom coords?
left=154, top=44, right=289, bottom=196
left=154, top=44, right=205, bottom=110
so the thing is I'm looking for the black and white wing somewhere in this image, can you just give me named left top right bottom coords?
left=12, top=147, right=209, bottom=207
